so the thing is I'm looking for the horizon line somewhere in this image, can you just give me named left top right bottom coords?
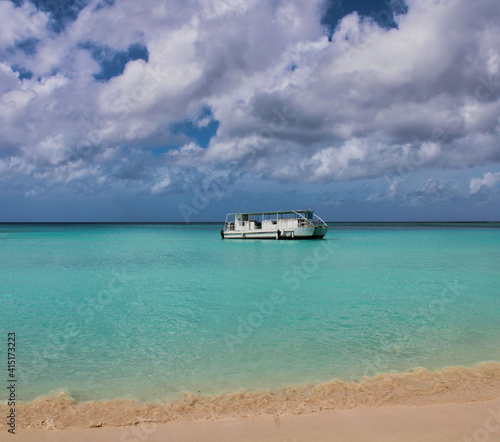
left=1, top=221, right=499, bottom=225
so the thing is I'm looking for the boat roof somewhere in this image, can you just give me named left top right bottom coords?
left=229, top=210, right=313, bottom=216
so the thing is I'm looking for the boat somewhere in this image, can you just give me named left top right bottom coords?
left=221, top=210, right=328, bottom=240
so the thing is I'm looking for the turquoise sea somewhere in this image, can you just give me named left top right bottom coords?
left=1, top=223, right=500, bottom=403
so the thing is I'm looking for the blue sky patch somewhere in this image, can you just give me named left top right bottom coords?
left=16, top=38, right=39, bottom=57
left=94, top=0, right=114, bottom=11
left=27, top=0, right=91, bottom=33
left=171, top=108, right=219, bottom=149
left=80, top=42, right=149, bottom=81
left=321, top=0, right=408, bottom=39
left=12, top=65, right=33, bottom=80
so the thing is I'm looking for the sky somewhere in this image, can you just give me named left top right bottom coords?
left=0, top=0, right=500, bottom=222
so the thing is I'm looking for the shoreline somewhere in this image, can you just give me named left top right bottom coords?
left=1, top=362, right=499, bottom=431
left=7, top=398, right=500, bottom=442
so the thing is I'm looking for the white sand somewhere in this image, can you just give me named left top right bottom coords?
left=6, top=398, right=500, bottom=442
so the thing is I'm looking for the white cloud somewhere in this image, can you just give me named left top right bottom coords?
left=0, top=1, right=49, bottom=50
left=0, top=0, right=499, bottom=204
left=469, top=172, right=500, bottom=195
left=151, top=174, right=172, bottom=194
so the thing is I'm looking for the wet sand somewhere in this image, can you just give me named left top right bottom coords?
left=1, top=363, right=499, bottom=440
left=6, top=398, right=500, bottom=442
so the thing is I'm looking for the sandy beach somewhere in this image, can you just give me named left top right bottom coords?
left=3, top=398, right=499, bottom=442
left=2, top=363, right=499, bottom=441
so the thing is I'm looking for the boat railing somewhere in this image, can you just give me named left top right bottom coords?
left=224, top=213, right=236, bottom=231
left=291, top=211, right=328, bottom=228
left=312, top=213, right=328, bottom=227
left=224, top=211, right=327, bottom=231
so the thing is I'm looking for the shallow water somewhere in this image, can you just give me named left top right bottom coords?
left=1, top=223, right=499, bottom=403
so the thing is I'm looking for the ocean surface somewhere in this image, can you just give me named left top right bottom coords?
left=1, top=223, right=499, bottom=404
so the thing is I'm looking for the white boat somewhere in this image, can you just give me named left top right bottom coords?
left=221, top=210, right=328, bottom=240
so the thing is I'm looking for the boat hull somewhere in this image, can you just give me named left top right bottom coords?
left=222, top=225, right=328, bottom=240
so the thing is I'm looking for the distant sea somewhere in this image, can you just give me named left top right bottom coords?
left=1, top=222, right=499, bottom=404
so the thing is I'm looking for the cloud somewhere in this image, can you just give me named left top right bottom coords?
left=469, top=172, right=500, bottom=195
left=0, top=2, right=49, bottom=51
left=79, top=41, right=149, bottom=81
left=150, top=173, right=171, bottom=195
left=0, top=0, right=499, bottom=219
left=161, top=0, right=500, bottom=187
left=29, top=0, right=91, bottom=33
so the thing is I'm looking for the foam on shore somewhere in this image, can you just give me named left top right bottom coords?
left=2, top=362, right=500, bottom=430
